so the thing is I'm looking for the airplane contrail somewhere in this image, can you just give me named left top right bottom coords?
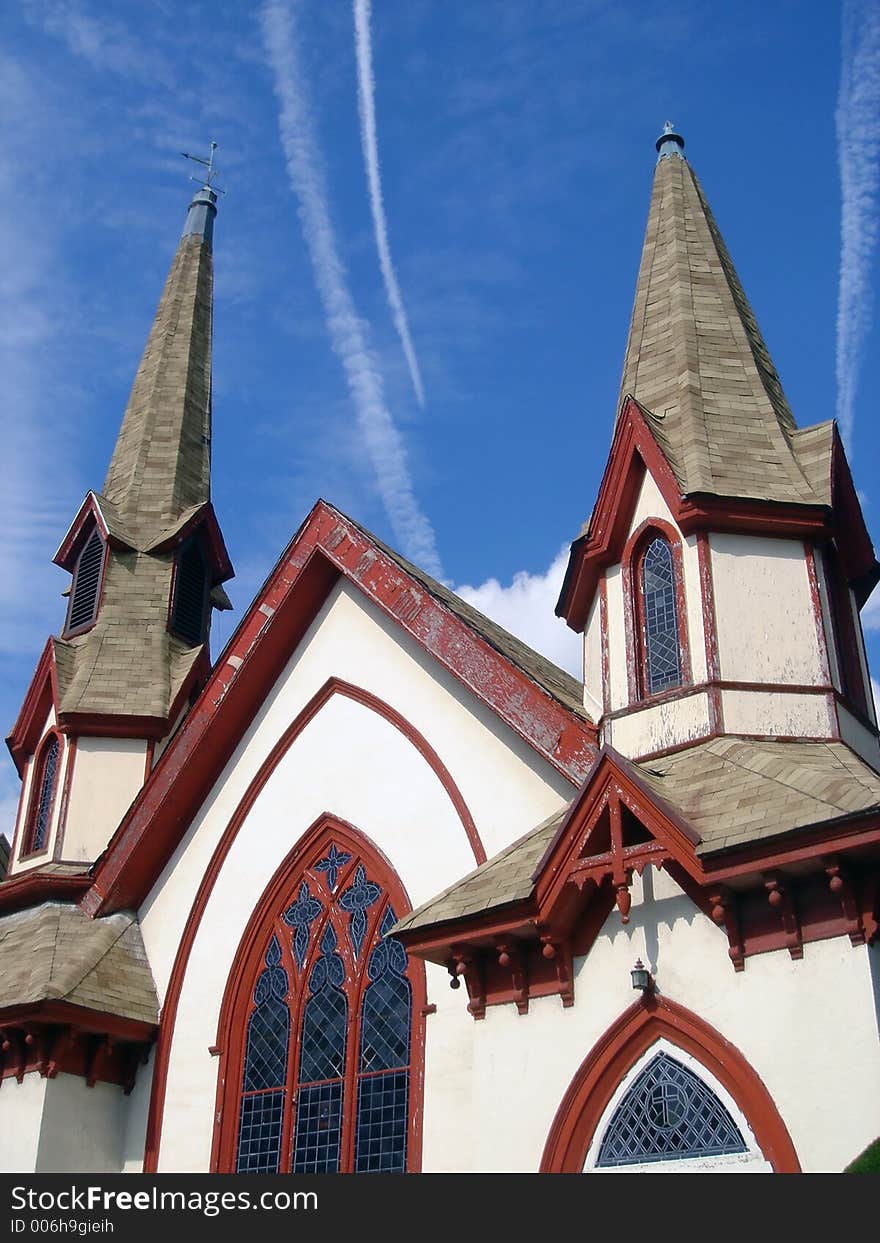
left=260, top=0, right=443, bottom=578
left=354, top=0, right=426, bottom=408
left=835, top=0, right=880, bottom=446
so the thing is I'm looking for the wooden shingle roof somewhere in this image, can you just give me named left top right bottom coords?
left=0, top=903, right=158, bottom=1026
left=618, top=150, right=830, bottom=506
left=394, top=739, right=880, bottom=934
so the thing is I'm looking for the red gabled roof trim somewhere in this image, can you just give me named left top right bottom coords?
left=0, top=871, right=91, bottom=916
left=557, top=396, right=850, bottom=633
left=6, top=640, right=58, bottom=775
left=82, top=502, right=596, bottom=917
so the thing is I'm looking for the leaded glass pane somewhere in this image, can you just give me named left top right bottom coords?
left=236, top=1089, right=285, bottom=1173
left=298, top=985, right=348, bottom=1083
left=236, top=937, right=290, bottom=1173
left=32, top=738, right=59, bottom=852
left=292, top=1082, right=343, bottom=1173
left=597, top=1052, right=747, bottom=1166
left=354, top=1071, right=409, bottom=1172
left=242, top=999, right=289, bottom=1092
left=641, top=538, right=682, bottom=695
left=360, top=972, right=411, bottom=1072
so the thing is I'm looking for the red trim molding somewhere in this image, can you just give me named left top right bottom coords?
left=6, top=640, right=58, bottom=775
left=540, top=994, right=801, bottom=1172
left=621, top=518, right=692, bottom=704
left=557, top=397, right=833, bottom=633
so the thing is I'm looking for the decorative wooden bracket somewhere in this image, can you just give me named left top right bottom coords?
left=539, top=934, right=574, bottom=1007
left=451, top=947, right=486, bottom=1020
left=86, top=1036, right=114, bottom=1088
left=764, top=871, right=803, bottom=959
left=709, top=887, right=744, bottom=972
left=496, top=943, right=529, bottom=1015
left=824, top=856, right=865, bottom=945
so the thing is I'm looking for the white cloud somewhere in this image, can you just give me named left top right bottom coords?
left=835, top=0, right=880, bottom=446
left=354, top=0, right=426, bottom=408
left=260, top=0, right=443, bottom=578
left=456, top=547, right=582, bottom=677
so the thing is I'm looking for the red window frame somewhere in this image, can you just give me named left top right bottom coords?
left=211, top=817, right=426, bottom=1173
left=823, top=545, right=868, bottom=716
left=622, top=519, right=691, bottom=704
left=20, top=731, right=62, bottom=859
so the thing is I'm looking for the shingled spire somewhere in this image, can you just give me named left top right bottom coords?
left=618, top=123, right=821, bottom=505
left=46, top=172, right=233, bottom=731
left=102, top=187, right=216, bottom=540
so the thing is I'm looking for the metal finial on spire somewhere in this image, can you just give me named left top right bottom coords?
left=655, top=120, right=685, bottom=162
left=181, top=141, right=226, bottom=194
left=180, top=142, right=224, bottom=248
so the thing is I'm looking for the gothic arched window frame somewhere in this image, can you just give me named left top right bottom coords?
left=211, top=816, right=427, bottom=1174
left=20, top=730, right=62, bottom=859
left=622, top=519, right=691, bottom=703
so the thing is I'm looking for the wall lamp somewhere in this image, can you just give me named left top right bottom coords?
left=631, top=959, right=653, bottom=993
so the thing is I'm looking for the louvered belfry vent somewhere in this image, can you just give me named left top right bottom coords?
left=172, top=538, right=208, bottom=645
left=67, top=529, right=105, bottom=632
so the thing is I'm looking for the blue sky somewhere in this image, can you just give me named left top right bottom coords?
left=2, top=1, right=879, bottom=829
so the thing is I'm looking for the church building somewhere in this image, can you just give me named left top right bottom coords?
left=2, top=124, right=879, bottom=1174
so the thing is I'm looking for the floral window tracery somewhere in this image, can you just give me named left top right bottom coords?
left=229, top=834, right=417, bottom=1174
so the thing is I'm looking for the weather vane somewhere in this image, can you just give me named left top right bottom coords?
left=181, top=141, right=227, bottom=195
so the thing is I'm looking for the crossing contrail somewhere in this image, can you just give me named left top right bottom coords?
left=354, top=0, right=426, bottom=408
left=260, top=0, right=443, bottom=577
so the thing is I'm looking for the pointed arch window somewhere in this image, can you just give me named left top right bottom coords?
left=65, top=527, right=105, bottom=635
left=595, top=1051, right=747, bottom=1167
left=218, top=829, right=423, bottom=1174
left=22, top=734, right=61, bottom=857
left=623, top=522, right=690, bottom=702
left=170, top=536, right=209, bottom=646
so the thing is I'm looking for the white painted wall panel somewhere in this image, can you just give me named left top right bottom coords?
left=608, top=690, right=711, bottom=758
left=721, top=689, right=834, bottom=739
left=36, top=1075, right=125, bottom=1173
left=0, top=1075, right=46, bottom=1172
left=710, top=534, right=823, bottom=686
left=64, top=738, right=147, bottom=863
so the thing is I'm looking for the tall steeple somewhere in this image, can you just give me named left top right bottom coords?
left=618, top=122, right=820, bottom=506
left=48, top=167, right=233, bottom=732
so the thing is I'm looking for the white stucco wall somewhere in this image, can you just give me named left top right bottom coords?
left=35, top=1075, right=126, bottom=1173
left=420, top=868, right=880, bottom=1173
left=711, top=534, right=823, bottom=686
left=143, top=581, right=572, bottom=1171
left=607, top=690, right=711, bottom=759
left=721, top=689, right=834, bottom=739
left=63, top=737, right=147, bottom=862
left=0, top=1075, right=47, bottom=1172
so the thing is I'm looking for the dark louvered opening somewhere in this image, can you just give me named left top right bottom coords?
left=67, top=529, right=105, bottom=632
left=172, top=539, right=208, bottom=645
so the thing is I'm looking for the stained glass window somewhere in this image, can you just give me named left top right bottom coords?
left=231, top=838, right=416, bottom=1173
left=236, top=937, right=289, bottom=1173
left=26, top=736, right=60, bottom=855
left=640, top=537, right=682, bottom=695
left=596, top=1052, right=747, bottom=1167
